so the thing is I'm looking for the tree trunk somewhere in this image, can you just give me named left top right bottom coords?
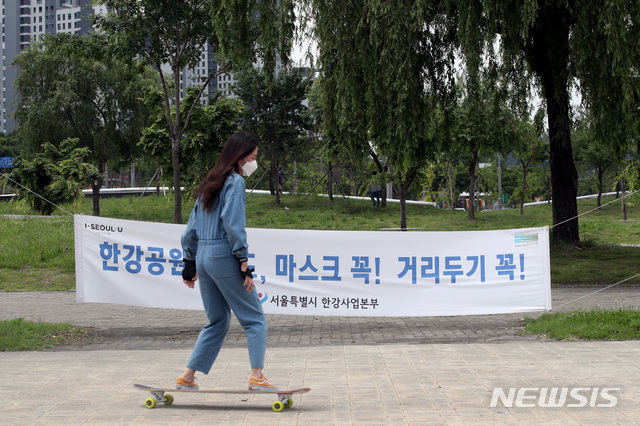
left=546, top=82, right=578, bottom=243
left=467, top=146, right=478, bottom=220
left=520, top=162, right=527, bottom=216
left=621, top=177, right=627, bottom=221
left=172, top=136, right=182, bottom=223
left=156, top=166, right=161, bottom=196
left=399, top=181, right=408, bottom=230
left=91, top=160, right=104, bottom=216
left=327, top=162, right=333, bottom=201
left=497, top=153, right=502, bottom=209
left=596, top=167, right=604, bottom=208
left=91, top=181, right=101, bottom=217
left=171, top=74, right=182, bottom=222
left=382, top=186, right=387, bottom=208
left=274, top=159, right=281, bottom=205
left=526, top=4, right=579, bottom=244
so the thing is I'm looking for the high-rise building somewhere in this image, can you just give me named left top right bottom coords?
left=1, top=1, right=223, bottom=135
left=1, top=0, right=96, bottom=134
left=177, top=43, right=220, bottom=104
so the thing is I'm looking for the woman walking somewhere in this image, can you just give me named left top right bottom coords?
left=176, top=131, right=277, bottom=391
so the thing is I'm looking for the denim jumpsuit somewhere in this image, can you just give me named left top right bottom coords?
left=181, top=172, right=267, bottom=374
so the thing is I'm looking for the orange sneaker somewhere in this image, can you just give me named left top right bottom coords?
left=176, top=376, right=199, bottom=390
left=249, top=375, right=278, bottom=391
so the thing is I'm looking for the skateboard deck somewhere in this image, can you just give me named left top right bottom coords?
left=134, top=383, right=311, bottom=412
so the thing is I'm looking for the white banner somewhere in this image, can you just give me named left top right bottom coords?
left=74, top=215, right=551, bottom=316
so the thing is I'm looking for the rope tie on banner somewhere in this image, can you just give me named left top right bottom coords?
left=547, top=189, right=640, bottom=310
left=0, top=172, right=74, bottom=216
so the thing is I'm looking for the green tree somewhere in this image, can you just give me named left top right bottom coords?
left=94, top=0, right=295, bottom=223
left=305, top=0, right=457, bottom=229
left=236, top=67, right=311, bottom=204
left=0, top=133, right=21, bottom=158
left=573, top=109, right=620, bottom=207
left=12, top=33, right=155, bottom=216
left=510, top=109, right=548, bottom=215
left=139, top=88, right=244, bottom=198
left=452, top=74, right=512, bottom=220
left=452, top=0, right=640, bottom=244
left=9, top=139, right=99, bottom=215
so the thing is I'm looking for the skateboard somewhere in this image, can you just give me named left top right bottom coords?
left=134, top=383, right=311, bottom=412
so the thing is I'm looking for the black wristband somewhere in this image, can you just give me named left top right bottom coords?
left=240, top=267, right=255, bottom=279
left=237, top=257, right=248, bottom=264
left=182, top=259, right=196, bottom=281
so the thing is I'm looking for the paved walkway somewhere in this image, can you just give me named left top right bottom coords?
left=2, top=288, right=640, bottom=424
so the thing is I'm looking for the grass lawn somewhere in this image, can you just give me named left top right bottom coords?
left=0, top=318, right=90, bottom=350
left=522, top=308, right=640, bottom=340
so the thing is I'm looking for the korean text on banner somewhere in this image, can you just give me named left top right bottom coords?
left=74, top=215, right=551, bottom=316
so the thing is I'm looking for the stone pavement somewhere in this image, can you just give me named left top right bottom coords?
left=2, top=287, right=640, bottom=424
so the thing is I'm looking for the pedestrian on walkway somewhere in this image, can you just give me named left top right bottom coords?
left=370, top=171, right=381, bottom=207
left=176, top=131, right=277, bottom=392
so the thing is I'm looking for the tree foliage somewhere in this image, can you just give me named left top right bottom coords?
left=12, top=32, right=155, bottom=216
left=139, top=88, right=244, bottom=198
left=9, top=139, right=99, bottom=215
left=304, top=0, right=457, bottom=228
left=0, top=133, right=21, bottom=158
left=94, top=0, right=296, bottom=223
left=236, top=67, right=311, bottom=204
left=451, top=0, right=640, bottom=244
left=451, top=72, right=514, bottom=219
left=573, top=108, right=621, bottom=207
left=94, top=0, right=219, bottom=223
left=510, top=111, right=548, bottom=215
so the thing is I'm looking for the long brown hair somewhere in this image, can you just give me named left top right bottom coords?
left=195, top=131, right=259, bottom=211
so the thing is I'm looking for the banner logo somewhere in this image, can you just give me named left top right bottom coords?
left=85, top=222, right=123, bottom=233
left=515, top=233, right=538, bottom=246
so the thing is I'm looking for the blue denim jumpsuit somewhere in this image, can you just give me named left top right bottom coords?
left=181, top=172, right=267, bottom=374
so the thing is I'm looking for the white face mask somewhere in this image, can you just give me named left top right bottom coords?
left=241, top=159, right=258, bottom=177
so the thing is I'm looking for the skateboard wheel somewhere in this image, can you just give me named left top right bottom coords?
left=163, top=394, right=174, bottom=405
left=145, top=397, right=157, bottom=409
left=272, top=401, right=284, bottom=412
left=284, top=397, right=293, bottom=408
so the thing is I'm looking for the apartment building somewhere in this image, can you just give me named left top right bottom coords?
left=1, top=0, right=96, bottom=134
left=1, top=1, right=226, bottom=135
